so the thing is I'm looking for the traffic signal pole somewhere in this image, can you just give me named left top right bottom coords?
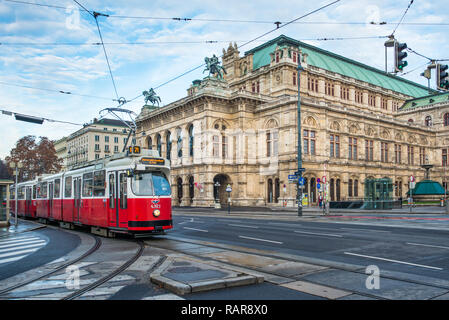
left=297, top=61, right=304, bottom=217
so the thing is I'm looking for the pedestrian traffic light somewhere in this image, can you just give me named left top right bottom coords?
left=394, top=41, right=408, bottom=72
left=436, top=63, right=449, bottom=90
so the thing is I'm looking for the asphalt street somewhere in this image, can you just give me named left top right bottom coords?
left=169, top=213, right=449, bottom=292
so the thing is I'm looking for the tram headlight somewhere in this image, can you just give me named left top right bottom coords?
left=153, top=209, right=161, bottom=217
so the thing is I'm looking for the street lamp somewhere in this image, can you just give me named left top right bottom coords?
left=297, top=56, right=304, bottom=216
left=9, top=161, right=23, bottom=227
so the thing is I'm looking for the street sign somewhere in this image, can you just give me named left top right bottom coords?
left=298, top=177, right=305, bottom=186
left=322, top=176, right=327, bottom=183
left=410, top=175, right=415, bottom=182
left=288, top=174, right=298, bottom=180
left=317, top=178, right=321, bottom=183
left=409, top=181, right=416, bottom=189
left=295, top=168, right=306, bottom=175
left=226, top=184, right=232, bottom=192
left=317, top=183, right=321, bottom=190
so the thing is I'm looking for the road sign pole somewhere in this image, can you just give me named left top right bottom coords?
left=297, top=61, right=304, bottom=217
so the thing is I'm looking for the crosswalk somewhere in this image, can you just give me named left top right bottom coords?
left=0, top=235, right=48, bottom=266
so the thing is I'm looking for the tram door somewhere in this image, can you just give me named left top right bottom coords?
left=108, top=172, right=128, bottom=228
left=48, top=182, right=54, bottom=219
left=25, top=187, right=32, bottom=216
left=73, top=177, right=81, bottom=223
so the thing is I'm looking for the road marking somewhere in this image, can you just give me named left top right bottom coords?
left=0, top=237, right=42, bottom=245
left=182, top=227, right=208, bottom=233
left=228, top=224, right=259, bottom=229
left=238, top=235, right=283, bottom=244
left=294, top=230, right=343, bottom=238
left=0, top=240, right=46, bottom=249
left=344, top=252, right=443, bottom=270
left=0, top=255, right=27, bottom=264
left=340, top=227, right=391, bottom=233
left=407, top=242, right=449, bottom=250
left=0, top=248, right=42, bottom=259
left=0, top=243, right=46, bottom=254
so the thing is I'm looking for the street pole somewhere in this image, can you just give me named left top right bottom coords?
left=14, top=166, right=18, bottom=227
left=297, top=60, right=304, bottom=216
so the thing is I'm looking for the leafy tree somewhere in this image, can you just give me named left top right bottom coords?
left=5, top=135, right=62, bottom=182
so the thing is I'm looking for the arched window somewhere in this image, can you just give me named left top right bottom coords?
left=444, top=113, right=449, bottom=126
left=147, top=136, right=153, bottom=150
left=188, top=124, right=194, bottom=157
left=354, top=179, right=359, bottom=197
left=166, top=131, right=172, bottom=160
left=425, top=115, right=432, bottom=127
left=156, top=134, right=162, bottom=156
left=176, top=127, right=183, bottom=158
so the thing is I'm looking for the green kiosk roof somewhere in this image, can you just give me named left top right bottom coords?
left=407, top=180, right=446, bottom=196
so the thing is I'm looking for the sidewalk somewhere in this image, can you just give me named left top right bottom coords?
left=174, top=205, right=449, bottom=217
left=0, top=218, right=44, bottom=237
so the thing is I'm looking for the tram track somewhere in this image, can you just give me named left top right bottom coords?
left=62, top=240, right=145, bottom=300
left=0, top=234, right=102, bottom=297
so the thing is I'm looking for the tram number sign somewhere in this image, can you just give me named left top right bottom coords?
left=141, top=157, right=165, bottom=165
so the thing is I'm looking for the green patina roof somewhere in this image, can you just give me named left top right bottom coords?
left=400, top=91, right=449, bottom=111
left=406, top=180, right=446, bottom=196
left=246, top=35, right=435, bottom=98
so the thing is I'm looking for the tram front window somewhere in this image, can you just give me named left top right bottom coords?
left=131, top=172, right=171, bottom=196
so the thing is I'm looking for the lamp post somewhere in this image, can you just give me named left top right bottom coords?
left=9, top=161, right=23, bottom=227
left=297, top=57, right=304, bottom=216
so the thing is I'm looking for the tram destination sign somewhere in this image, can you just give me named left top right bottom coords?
left=140, top=157, right=165, bottom=165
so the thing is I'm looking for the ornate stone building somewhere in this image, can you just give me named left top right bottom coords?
left=136, top=35, right=449, bottom=207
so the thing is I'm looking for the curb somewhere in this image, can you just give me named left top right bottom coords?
left=150, top=257, right=264, bottom=295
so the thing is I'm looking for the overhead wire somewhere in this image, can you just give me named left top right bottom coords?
left=71, top=0, right=120, bottom=101
left=0, top=80, right=119, bottom=101
left=391, top=0, right=414, bottom=36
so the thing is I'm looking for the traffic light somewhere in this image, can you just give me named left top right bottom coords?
left=394, top=41, right=408, bottom=72
left=436, top=63, right=449, bottom=90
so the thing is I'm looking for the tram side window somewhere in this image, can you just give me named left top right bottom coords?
left=18, top=187, right=25, bottom=200
left=33, top=185, right=36, bottom=199
left=65, top=177, right=72, bottom=198
left=10, top=186, right=14, bottom=200
left=38, top=182, right=48, bottom=199
left=93, top=170, right=105, bottom=197
left=120, top=173, right=127, bottom=209
left=54, top=179, right=61, bottom=198
left=82, top=173, right=93, bottom=197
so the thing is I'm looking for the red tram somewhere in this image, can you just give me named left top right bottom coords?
left=10, top=147, right=173, bottom=237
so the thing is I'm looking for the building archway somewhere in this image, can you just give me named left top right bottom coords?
left=213, top=174, right=231, bottom=205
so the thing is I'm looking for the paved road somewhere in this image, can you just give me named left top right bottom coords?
left=167, top=212, right=449, bottom=299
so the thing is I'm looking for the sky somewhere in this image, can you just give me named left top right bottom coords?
left=1, top=0, right=449, bottom=159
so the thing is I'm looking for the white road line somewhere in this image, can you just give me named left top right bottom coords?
left=294, top=230, right=343, bottom=238
left=0, top=243, right=46, bottom=254
left=228, top=224, right=259, bottom=229
left=407, top=242, right=449, bottom=250
left=0, top=248, right=40, bottom=259
left=0, top=255, right=27, bottom=264
left=344, top=252, right=443, bottom=270
left=0, top=237, right=42, bottom=245
left=0, top=240, right=46, bottom=249
left=182, top=227, right=208, bottom=233
left=340, top=227, right=391, bottom=233
left=238, top=235, right=283, bottom=244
